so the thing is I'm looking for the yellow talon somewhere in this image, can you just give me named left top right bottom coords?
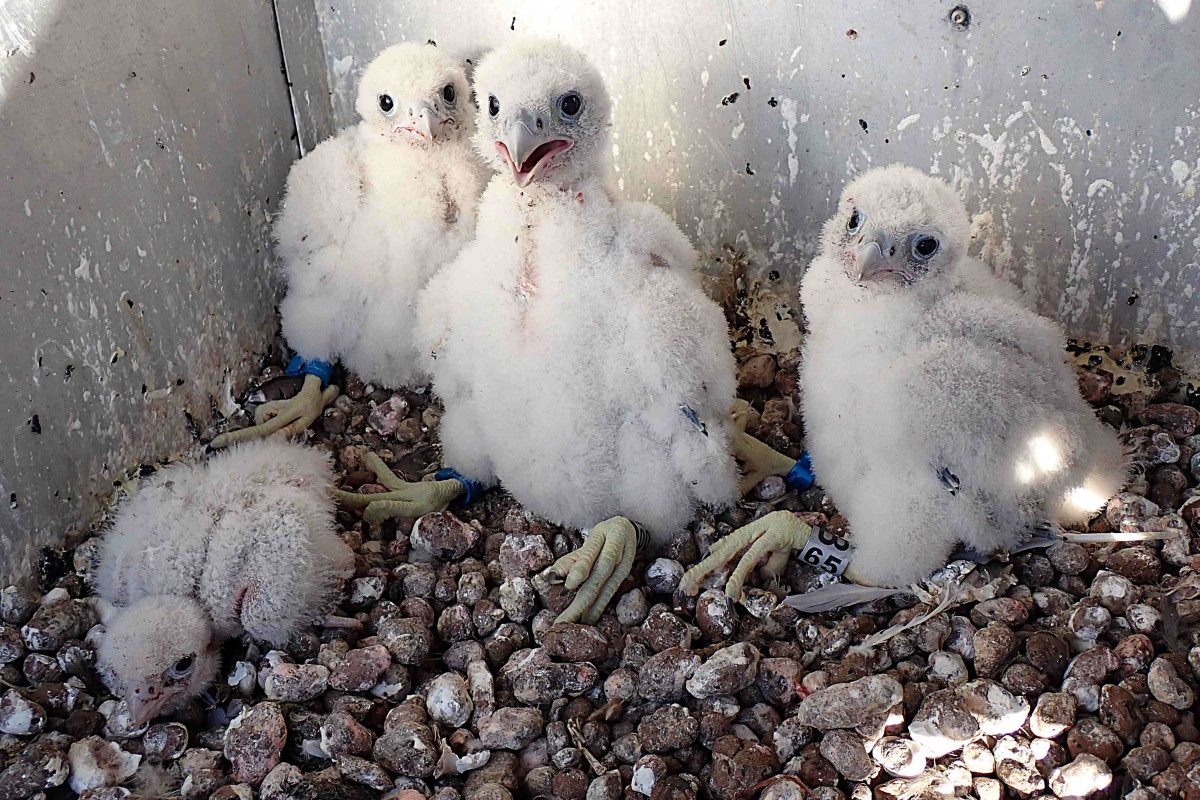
left=678, top=511, right=813, bottom=602
left=551, top=517, right=639, bottom=625
left=330, top=453, right=464, bottom=522
left=211, top=375, right=337, bottom=449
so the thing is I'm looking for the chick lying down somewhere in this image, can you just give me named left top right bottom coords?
left=94, top=439, right=353, bottom=725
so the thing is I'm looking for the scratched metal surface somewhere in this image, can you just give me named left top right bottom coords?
left=308, top=0, right=1200, bottom=359
left=0, top=0, right=297, bottom=584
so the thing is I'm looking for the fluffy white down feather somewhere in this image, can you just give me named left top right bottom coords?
left=275, top=42, right=487, bottom=387
left=417, top=40, right=738, bottom=540
left=800, top=165, right=1128, bottom=586
left=95, top=439, right=352, bottom=646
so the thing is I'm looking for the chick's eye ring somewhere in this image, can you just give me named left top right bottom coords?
left=378, top=94, right=395, bottom=115
left=487, top=95, right=499, bottom=117
left=442, top=84, right=456, bottom=103
left=170, top=656, right=194, bottom=677
left=912, top=235, right=940, bottom=260
left=847, top=208, right=863, bottom=232
left=557, top=91, right=583, bottom=120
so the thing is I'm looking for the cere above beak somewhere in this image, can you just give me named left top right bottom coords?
left=496, top=112, right=573, bottom=188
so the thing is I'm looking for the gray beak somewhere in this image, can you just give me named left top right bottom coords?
left=497, top=110, right=572, bottom=188
left=398, top=100, right=443, bottom=142
left=854, top=232, right=896, bottom=282
left=502, top=112, right=543, bottom=172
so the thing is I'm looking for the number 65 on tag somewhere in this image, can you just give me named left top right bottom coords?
left=800, top=528, right=852, bottom=576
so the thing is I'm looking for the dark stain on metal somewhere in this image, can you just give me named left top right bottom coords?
left=1127, top=291, right=1139, bottom=306
left=510, top=16, right=516, bottom=30
left=846, top=29, right=858, bottom=40
left=64, top=364, right=74, bottom=382
left=745, top=163, right=754, bottom=175
left=1147, top=345, right=1173, bottom=372
left=742, top=77, right=751, bottom=90
left=721, top=92, right=739, bottom=105
left=184, top=411, right=201, bottom=440
left=767, top=97, right=778, bottom=107
left=28, top=415, right=41, bottom=435
left=859, top=119, right=869, bottom=133
left=37, top=546, right=71, bottom=591
left=949, top=5, right=970, bottom=29
left=28, top=71, right=35, bottom=85
left=8, top=494, right=16, bottom=510
left=718, top=38, right=727, bottom=46
left=426, top=39, right=437, bottom=46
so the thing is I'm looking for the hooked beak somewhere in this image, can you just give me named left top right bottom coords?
left=495, top=111, right=573, bottom=188
left=397, top=101, right=444, bottom=143
left=126, top=677, right=171, bottom=727
left=851, top=232, right=897, bottom=282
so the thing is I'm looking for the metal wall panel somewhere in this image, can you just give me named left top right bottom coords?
left=0, top=0, right=297, bottom=583
left=308, top=0, right=1200, bottom=360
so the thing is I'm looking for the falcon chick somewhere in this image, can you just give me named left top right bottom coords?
left=413, top=39, right=740, bottom=621
left=798, top=164, right=1129, bottom=586
left=212, top=42, right=487, bottom=449
left=95, top=439, right=353, bottom=724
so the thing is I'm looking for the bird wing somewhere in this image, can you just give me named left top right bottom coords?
left=272, top=133, right=366, bottom=269
left=909, top=291, right=1099, bottom=534
left=415, top=179, right=512, bottom=393
left=621, top=248, right=740, bottom=508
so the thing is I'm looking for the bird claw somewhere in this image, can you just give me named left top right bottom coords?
left=331, top=452, right=465, bottom=523
left=210, top=375, right=338, bottom=449
left=677, top=511, right=814, bottom=603
left=550, top=517, right=639, bottom=625
left=732, top=426, right=800, bottom=496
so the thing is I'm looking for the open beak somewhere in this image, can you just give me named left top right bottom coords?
left=397, top=101, right=443, bottom=143
left=852, top=232, right=897, bottom=282
left=495, top=111, right=573, bottom=188
left=126, top=678, right=171, bottom=726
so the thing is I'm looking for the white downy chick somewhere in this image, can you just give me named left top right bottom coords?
left=417, top=38, right=738, bottom=539
left=276, top=42, right=487, bottom=387
left=800, top=164, right=1129, bottom=586
left=95, top=439, right=352, bottom=724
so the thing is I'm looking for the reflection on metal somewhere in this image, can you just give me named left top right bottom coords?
left=0, top=0, right=295, bottom=583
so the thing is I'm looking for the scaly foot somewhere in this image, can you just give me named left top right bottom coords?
left=549, top=517, right=642, bottom=625
left=678, top=510, right=845, bottom=602
left=332, top=452, right=468, bottom=523
left=731, top=399, right=809, bottom=495
left=210, top=374, right=338, bottom=449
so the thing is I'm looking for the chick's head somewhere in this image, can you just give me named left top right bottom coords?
left=824, top=164, right=969, bottom=291
left=357, top=42, right=473, bottom=147
left=97, top=595, right=220, bottom=725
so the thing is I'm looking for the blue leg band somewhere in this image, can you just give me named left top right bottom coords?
left=284, top=355, right=333, bottom=389
left=434, top=468, right=488, bottom=505
left=784, top=451, right=815, bottom=491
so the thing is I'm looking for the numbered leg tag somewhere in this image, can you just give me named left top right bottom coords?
left=800, top=528, right=853, bottom=576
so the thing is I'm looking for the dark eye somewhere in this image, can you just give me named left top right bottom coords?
left=170, top=656, right=194, bottom=676
left=442, top=84, right=455, bottom=103
left=912, top=235, right=940, bottom=260
left=488, top=95, right=499, bottom=117
left=378, top=94, right=394, bottom=114
left=847, top=208, right=862, bottom=232
left=557, top=92, right=583, bottom=120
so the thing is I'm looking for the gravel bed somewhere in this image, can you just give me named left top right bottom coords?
left=0, top=336, right=1197, bottom=800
